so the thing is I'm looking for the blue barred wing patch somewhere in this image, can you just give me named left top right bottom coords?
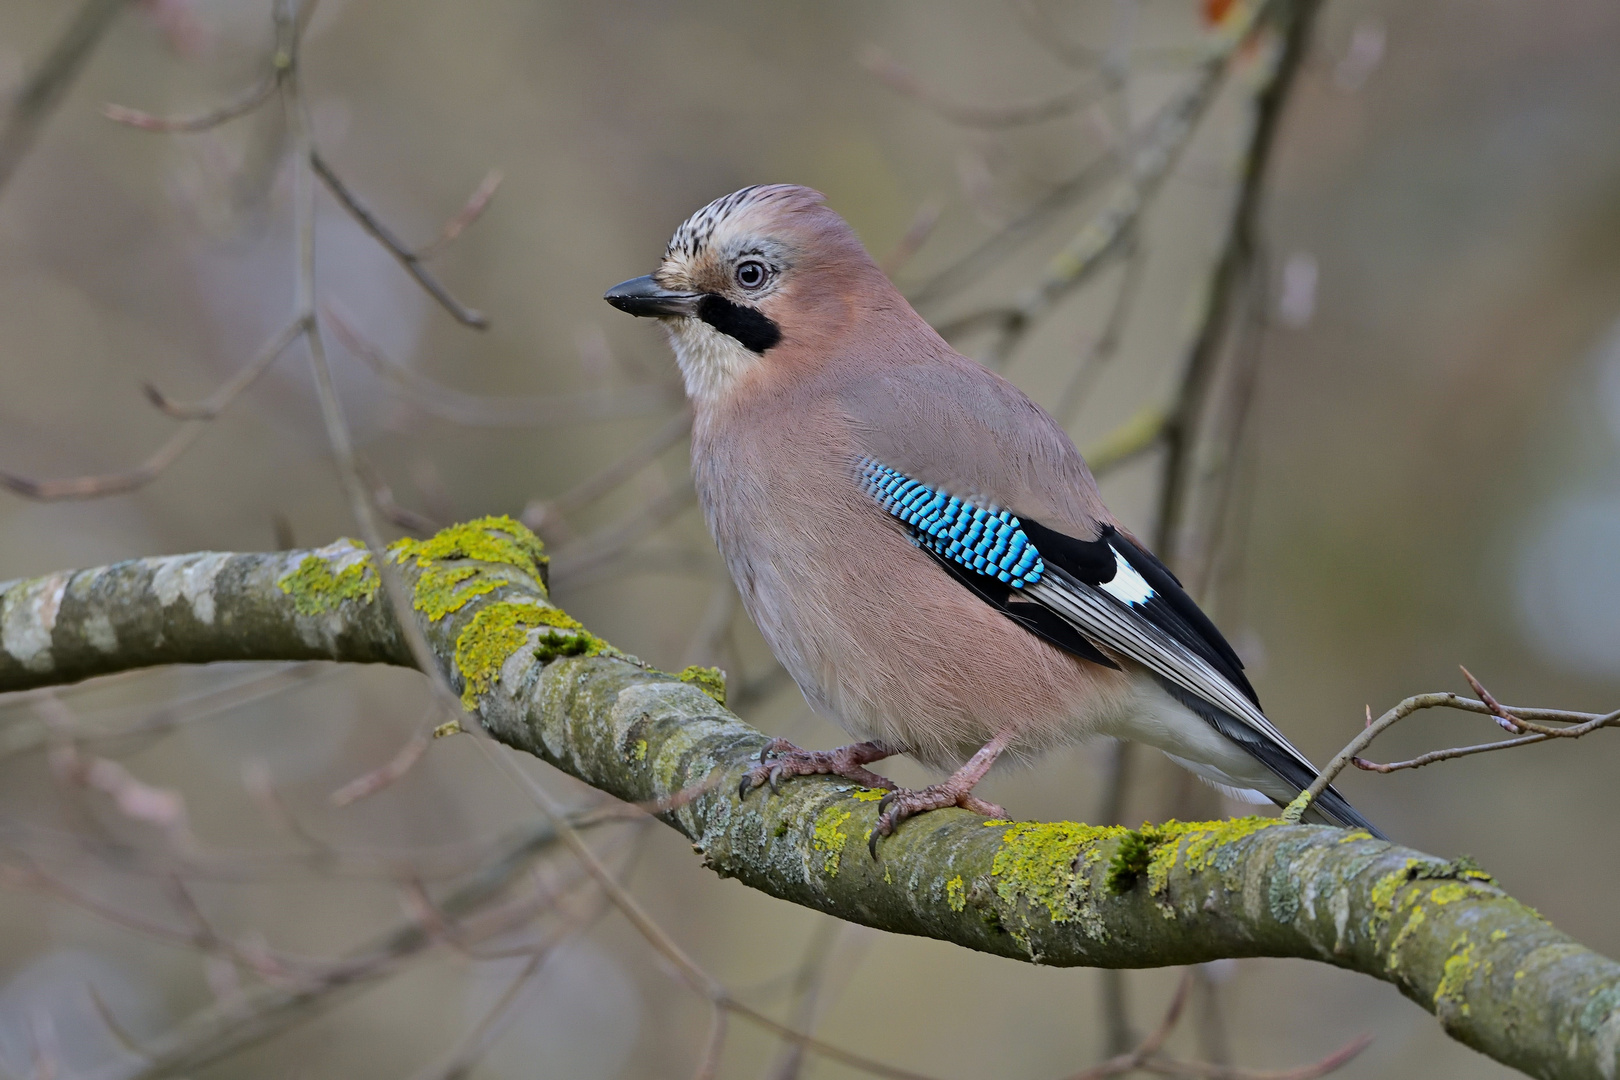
left=858, top=459, right=1044, bottom=587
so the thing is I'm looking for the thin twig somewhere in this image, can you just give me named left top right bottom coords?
left=860, top=45, right=1100, bottom=128
left=1062, top=971, right=1369, bottom=1080
left=1283, top=679, right=1620, bottom=823
left=763, top=919, right=847, bottom=1080
left=1154, top=0, right=1309, bottom=569
left=469, top=741, right=946, bottom=1080
left=103, top=73, right=280, bottom=133
left=694, top=1003, right=729, bottom=1080
left=329, top=731, right=430, bottom=807
left=1062, top=970, right=1193, bottom=1080
left=522, top=407, right=693, bottom=541
left=359, top=458, right=443, bottom=537
left=1055, top=240, right=1146, bottom=426
left=880, top=198, right=945, bottom=276
left=548, top=483, right=698, bottom=585
left=326, top=305, right=675, bottom=426
left=417, top=169, right=504, bottom=260
left=0, top=319, right=305, bottom=500
left=0, top=0, right=132, bottom=195
left=906, top=7, right=1262, bottom=312
left=310, top=149, right=489, bottom=328
left=142, top=317, right=309, bottom=420
left=284, top=5, right=464, bottom=808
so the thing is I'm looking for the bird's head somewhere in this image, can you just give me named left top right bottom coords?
left=604, top=185, right=886, bottom=406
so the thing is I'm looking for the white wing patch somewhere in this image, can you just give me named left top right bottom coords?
left=1098, top=546, right=1154, bottom=606
left=1026, top=568, right=1319, bottom=777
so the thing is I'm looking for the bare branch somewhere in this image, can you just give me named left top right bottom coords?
left=693, top=1004, right=728, bottom=1080
left=1284, top=682, right=1620, bottom=824
left=102, top=73, right=279, bottom=133
left=0, top=0, right=132, bottom=196
left=0, top=319, right=305, bottom=501
left=860, top=44, right=1099, bottom=128
left=879, top=198, right=945, bottom=276
left=417, top=169, right=504, bottom=260
left=326, top=306, right=676, bottom=426
left=1060, top=969, right=1368, bottom=1080
left=310, top=150, right=489, bottom=328
left=547, top=482, right=698, bottom=585
left=905, top=4, right=1264, bottom=312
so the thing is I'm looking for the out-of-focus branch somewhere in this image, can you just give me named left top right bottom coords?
left=103, top=74, right=279, bottom=133
left=0, top=0, right=132, bottom=195
left=859, top=45, right=1101, bottom=129
left=1, top=519, right=1616, bottom=1080
left=910, top=0, right=1270, bottom=353
left=1060, top=971, right=1369, bottom=1080
left=310, top=150, right=489, bottom=329
left=0, top=319, right=306, bottom=501
left=326, top=308, right=675, bottom=427
left=1154, top=0, right=1319, bottom=575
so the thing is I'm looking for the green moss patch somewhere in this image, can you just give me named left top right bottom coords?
left=1106, top=818, right=1278, bottom=896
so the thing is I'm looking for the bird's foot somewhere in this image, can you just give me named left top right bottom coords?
left=869, top=782, right=1007, bottom=857
left=737, top=739, right=898, bottom=799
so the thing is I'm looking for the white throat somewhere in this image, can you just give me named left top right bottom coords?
left=662, top=317, right=765, bottom=407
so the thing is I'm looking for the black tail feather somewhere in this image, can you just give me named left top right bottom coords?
left=1156, top=677, right=1387, bottom=841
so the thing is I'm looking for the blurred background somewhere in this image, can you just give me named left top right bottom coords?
left=0, top=1, right=1618, bottom=1077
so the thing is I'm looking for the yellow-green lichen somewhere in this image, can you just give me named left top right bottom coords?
left=850, top=788, right=887, bottom=802
left=946, top=875, right=967, bottom=912
left=277, top=544, right=379, bottom=615
left=432, top=719, right=463, bottom=738
left=453, top=599, right=601, bottom=708
left=676, top=665, right=727, bottom=705
left=1369, top=859, right=1423, bottom=931
left=1429, top=882, right=1474, bottom=905
left=812, top=805, right=854, bottom=878
left=992, top=821, right=1126, bottom=926
left=1386, top=903, right=1427, bottom=970
left=631, top=738, right=648, bottom=763
left=390, top=516, right=549, bottom=620
left=1435, top=936, right=1480, bottom=1016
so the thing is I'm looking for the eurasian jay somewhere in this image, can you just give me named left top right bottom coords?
left=605, top=185, right=1381, bottom=844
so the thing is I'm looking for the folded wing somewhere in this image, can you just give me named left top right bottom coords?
left=858, top=457, right=1383, bottom=837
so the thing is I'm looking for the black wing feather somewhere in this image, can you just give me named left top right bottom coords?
left=1108, top=530, right=1259, bottom=707
left=1022, top=520, right=1259, bottom=707
left=922, top=548, right=1121, bottom=672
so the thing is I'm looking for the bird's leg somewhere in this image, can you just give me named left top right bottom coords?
left=738, top=738, right=900, bottom=799
left=869, top=731, right=1012, bottom=856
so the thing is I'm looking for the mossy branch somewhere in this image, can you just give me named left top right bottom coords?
left=1, top=518, right=1616, bottom=1080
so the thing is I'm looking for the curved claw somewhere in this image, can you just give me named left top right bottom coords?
left=738, top=773, right=756, bottom=800
left=868, top=826, right=884, bottom=860
left=767, top=767, right=782, bottom=796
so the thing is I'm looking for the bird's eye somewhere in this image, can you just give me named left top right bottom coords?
left=734, top=259, right=768, bottom=290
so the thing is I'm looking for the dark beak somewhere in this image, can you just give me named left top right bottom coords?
left=603, top=275, right=701, bottom=318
